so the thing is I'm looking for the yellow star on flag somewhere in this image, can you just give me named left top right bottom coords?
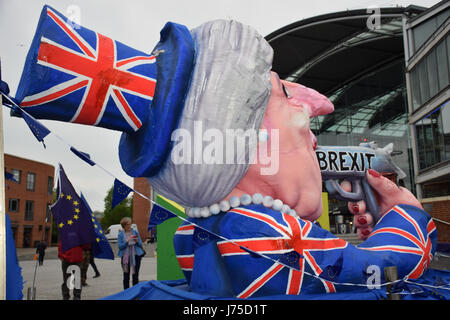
left=60, top=193, right=64, bottom=198
left=96, top=238, right=100, bottom=243
left=58, top=222, right=64, bottom=228
left=73, top=214, right=79, bottom=220
left=66, top=195, right=72, bottom=200
left=74, top=208, right=80, bottom=213
left=67, top=220, right=73, bottom=225
left=73, top=200, right=79, bottom=206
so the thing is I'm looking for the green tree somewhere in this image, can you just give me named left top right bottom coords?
left=101, top=185, right=133, bottom=230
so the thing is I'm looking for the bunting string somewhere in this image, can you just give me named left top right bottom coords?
left=1, top=91, right=449, bottom=296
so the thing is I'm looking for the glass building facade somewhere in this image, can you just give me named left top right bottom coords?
left=266, top=5, right=448, bottom=234
left=415, top=102, right=450, bottom=171
left=405, top=1, right=449, bottom=199
left=311, top=59, right=413, bottom=191
left=409, top=34, right=449, bottom=111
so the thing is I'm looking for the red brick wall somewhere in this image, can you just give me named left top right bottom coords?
left=422, top=198, right=450, bottom=243
left=133, top=177, right=151, bottom=240
left=5, top=154, right=55, bottom=248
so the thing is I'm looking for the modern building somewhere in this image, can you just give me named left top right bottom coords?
left=266, top=2, right=449, bottom=240
left=5, top=154, right=55, bottom=248
left=404, top=1, right=449, bottom=242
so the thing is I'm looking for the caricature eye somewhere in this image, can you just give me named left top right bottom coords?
left=282, top=84, right=291, bottom=99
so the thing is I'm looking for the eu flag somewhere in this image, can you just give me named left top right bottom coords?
left=80, top=192, right=114, bottom=260
left=51, top=164, right=97, bottom=253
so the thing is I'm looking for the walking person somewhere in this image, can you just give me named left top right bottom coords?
left=58, top=241, right=84, bottom=300
left=36, top=240, right=47, bottom=266
left=90, top=250, right=101, bottom=278
left=80, top=244, right=91, bottom=287
left=117, top=217, right=145, bottom=290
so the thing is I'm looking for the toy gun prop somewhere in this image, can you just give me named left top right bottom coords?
left=316, top=142, right=406, bottom=223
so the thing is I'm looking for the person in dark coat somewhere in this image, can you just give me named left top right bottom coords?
left=36, top=241, right=47, bottom=266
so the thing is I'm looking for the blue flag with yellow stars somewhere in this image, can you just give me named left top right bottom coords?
left=80, top=192, right=114, bottom=260
left=51, top=164, right=97, bottom=253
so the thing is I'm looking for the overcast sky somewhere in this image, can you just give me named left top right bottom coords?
left=0, top=0, right=441, bottom=212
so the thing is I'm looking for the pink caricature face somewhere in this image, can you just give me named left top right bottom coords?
left=231, top=72, right=334, bottom=221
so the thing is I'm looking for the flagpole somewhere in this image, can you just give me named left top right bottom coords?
left=0, top=57, right=7, bottom=300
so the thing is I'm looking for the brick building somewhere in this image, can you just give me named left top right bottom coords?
left=132, top=177, right=154, bottom=240
left=5, top=154, right=55, bottom=248
left=422, top=197, right=450, bottom=243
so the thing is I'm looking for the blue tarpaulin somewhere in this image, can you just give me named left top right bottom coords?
left=101, top=268, right=450, bottom=300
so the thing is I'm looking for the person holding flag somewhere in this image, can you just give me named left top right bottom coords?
left=51, top=164, right=97, bottom=299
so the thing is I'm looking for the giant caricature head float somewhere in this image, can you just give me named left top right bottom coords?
left=8, top=5, right=439, bottom=299
left=15, top=5, right=333, bottom=220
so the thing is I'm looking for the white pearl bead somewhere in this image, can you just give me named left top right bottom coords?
left=200, top=207, right=210, bottom=218
left=229, top=196, right=240, bottom=208
left=281, top=204, right=290, bottom=214
left=191, top=207, right=201, bottom=218
left=262, top=196, right=273, bottom=207
left=209, top=203, right=220, bottom=215
left=272, top=199, right=283, bottom=211
left=219, top=200, right=230, bottom=212
left=186, top=194, right=294, bottom=219
left=240, top=194, right=252, bottom=206
left=252, top=193, right=263, bottom=204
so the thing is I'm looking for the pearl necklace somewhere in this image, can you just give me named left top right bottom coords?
left=185, top=193, right=297, bottom=218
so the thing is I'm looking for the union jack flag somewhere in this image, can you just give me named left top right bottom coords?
left=175, top=205, right=349, bottom=297
left=16, top=6, right=156, bottom=133
left=174, top=204, right=437, bottom=298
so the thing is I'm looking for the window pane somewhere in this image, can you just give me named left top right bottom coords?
left=416, top=103, right=450, bottom=170
left=442, top=103, right=450, bottom=161
left=8, top=199, right=19, bottom=212
left=416, top=119, right=426, bottom=169
left=436, top=8, right=450, bottom=28
left=436, top=40, right=449, bottom=90
left=418, top=60, right=430, bottom=104
left=424, top=121, right=434, bottom=167
left=26, top=173, right=36, bottom=191
left=447, top=35, right=450, bottom=75
left=410, top=68, right=422, bottom=110
left=25, top=201, right=34, bottom=221
left=47, top=176, right=53, bottom=195
left=413, top=17, right=437, bottom=52
left=426, top=51, right=439, bottom=97
left=11, top=169, right=21, bottom=183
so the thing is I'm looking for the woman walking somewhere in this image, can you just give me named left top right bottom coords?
left=117, top=217, right=145, bottom=290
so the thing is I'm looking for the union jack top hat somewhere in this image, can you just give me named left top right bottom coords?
left=15, top=5, right=273, bottom=207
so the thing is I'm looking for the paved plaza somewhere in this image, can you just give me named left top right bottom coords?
left=17, top=243, right=157, bottom=300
